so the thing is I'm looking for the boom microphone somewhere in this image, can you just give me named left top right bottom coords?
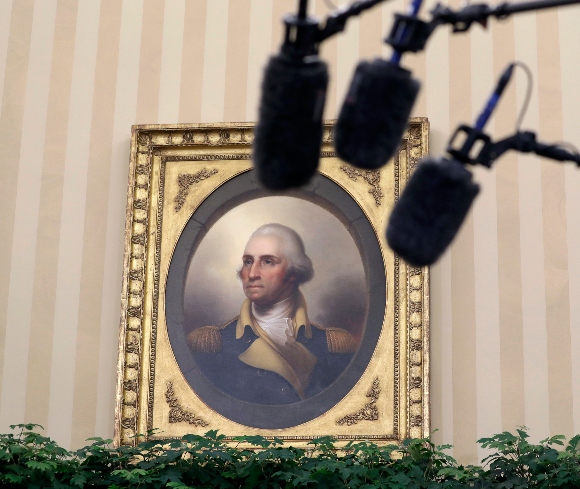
left=253, top=0, right=328, bottom=190
left=334, top=0, right=422, bottom=169
left=254, top=0, right=387, bottom=190
left=388, top=134, right=580, bottom=268
left=334, top=60, right=420, bottom=169
left=335, top=0, right=580, bottom=171
left=254, top=53, right=328, bottom=190
left=386, top=63, right=515, bottom=267
left=386, top=157, right=480, bottom=267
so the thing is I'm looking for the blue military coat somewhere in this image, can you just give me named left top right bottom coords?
left=188, top=293, right=356, bottom=405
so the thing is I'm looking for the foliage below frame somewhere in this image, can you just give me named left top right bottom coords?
left=114, top=119, right=430, bottom=446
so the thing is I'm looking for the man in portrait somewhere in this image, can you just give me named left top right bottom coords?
left=187, top=223, right=357, bottom=405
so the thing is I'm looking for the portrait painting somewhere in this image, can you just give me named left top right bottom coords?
left=184, top=198, right=368, bottom=404
left=165, top=172, right=385, bottom=429
left=115, top=121, right=430, bottom=446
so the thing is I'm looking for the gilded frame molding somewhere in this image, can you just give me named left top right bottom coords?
left=114, top=119, right=429, bottom=446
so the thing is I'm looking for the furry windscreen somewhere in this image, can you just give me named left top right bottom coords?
left=335, top=59, right=420, bottom=170
left=253, top=54, right=329, bottom=190
left=386, top=156, right=480, bottom=267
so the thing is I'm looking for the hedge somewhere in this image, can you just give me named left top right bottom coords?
left=1, top=424, right=580, bottom=488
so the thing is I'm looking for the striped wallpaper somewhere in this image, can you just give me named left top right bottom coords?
left=0, top=0, right=579, bottom=464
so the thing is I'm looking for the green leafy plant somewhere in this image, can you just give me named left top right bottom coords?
left=1, top=424, right=580, bottom=488
left=0, top=423, right=82, bottom=488
left=479, top=429, right=580, bottom=488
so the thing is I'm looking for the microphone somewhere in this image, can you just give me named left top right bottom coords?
left=334, top=0, right=580, bottom=172
left=386, top=157, right=480, bottom=267
left=334, top=60, right=420, bottom=170
left=386, top=63, right=515, bottom=267
left=254, top=54, right=328, bottom=190
left=254, top=0, right=387, bottom=190
left=334, top=0, right=423, bottom=170
left=253, top=0, right=328, bottom=190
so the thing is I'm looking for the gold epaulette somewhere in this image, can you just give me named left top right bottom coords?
left=187, top=326, right=222, bottom=353
left=326, top=328, right=357, bottom=353
left=312, top=324, right=357, bottom=353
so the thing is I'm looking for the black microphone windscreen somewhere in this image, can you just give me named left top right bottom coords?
left=386, top=156, right=480, bottom=267
left=253, top=53, right=328, bottom=190
left=334, top=59, right=420, bottom=170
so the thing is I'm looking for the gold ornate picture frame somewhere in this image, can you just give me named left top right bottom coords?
left=114, top=119, right=429, bottom=446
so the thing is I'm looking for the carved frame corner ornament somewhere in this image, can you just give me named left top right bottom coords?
left=336, top=378, right=381, bottom=426
left=339, top=166, right=383, bottom=207
left=114, top=119, right=429, bottom=447
left=165, top=382, right=209, bottom=427
left=174, top=168, right=219, bottom=212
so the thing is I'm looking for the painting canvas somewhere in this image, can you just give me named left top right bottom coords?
left=184, top=198, right=368, bottom=402
left=115, top=120, right=429, bottom=446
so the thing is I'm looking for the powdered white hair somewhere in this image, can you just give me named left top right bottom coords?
left=246, top=223, right=314, bottom=285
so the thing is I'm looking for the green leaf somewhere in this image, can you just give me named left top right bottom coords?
left=567, top=434, right=580, bottom=449
left=2, top=473, right=25, bottom=483
left=9, top=423, right=44, bottom=431
left=166, top=483, right=192, bottom=489
left=85, top=437, right=113, bottom=444
left=25, top=460, right=57, bottom=471
left=516, top=428, right=530, bottom=440
left=391, top=472, right=412, bottom=485
left=70, top=473, right=88, bottom=487
left=203, top=429, right=220, bottom=439
left=234, top=434, right=272, bottom=448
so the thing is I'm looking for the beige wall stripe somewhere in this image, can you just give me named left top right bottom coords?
left=135, top=0, right=164, bottom=124
left=536, top=9, right=573, bottom=437
left=408, top=52, right=426, bottom=119
left=565, top=175, right=580, bottom=435
left=271, top=0, right=293, bottom=55
left=200, top=0, right=229, bottom=122
left=451, top=214, right=478, bottom=464
left=433, top=253, right=454, bottom=451
left=95, top=0, right=144, bottom=438
left=223, top=1, right=250, bottom=122
left=559, top=6, right=580, bottom=434
left=424, top=12, right=452, bottom=450
left=158, top=0, right=185, bottom=123
left=541, top=165, right=573, bottom=436
left=0, top=0, right=35, bottom=418
left=513, top=12, right=550, bottom=441
left=448, top=12, right=478, bottom=462
left=178, top=0, right=207, bottom=123
left=471, top=25, right=502, bottom=459
left=70, top=0, right=122, bottom=449
left=24, top=0, right=79, bottom=432
left=518, top=160, right=550, bottom=440
left=423, top=25, right=449, bottom=158
left=245, top=0, right=274, bottom=122
left=518, top=154, right=550, bottom=443
left=358, top=0, right=382, bottom=60
left=496, top=151, right=526, bottom=432
left=536, top=10, right=564, bottom=145
left=0, top=1, right=14, bottom=108
left=47, top=0, right=101, bottom=448
left=490, top=17, right=526, bottom=433
left=0, top=0, right=57, bottom=429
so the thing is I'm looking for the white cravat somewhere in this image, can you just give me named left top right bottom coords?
left=251, top=295, right=296, bottom=346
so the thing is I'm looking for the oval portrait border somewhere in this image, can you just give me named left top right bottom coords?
left=165, top=170, right=386, bottom=429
